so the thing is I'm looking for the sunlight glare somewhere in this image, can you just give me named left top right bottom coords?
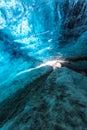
left=16, top=59, right=63, bottom=76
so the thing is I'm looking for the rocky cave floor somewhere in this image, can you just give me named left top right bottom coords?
left=0, top=63, right=87, bottom=130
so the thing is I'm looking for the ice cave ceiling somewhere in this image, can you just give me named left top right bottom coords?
left=0, top=0, right=87, bottom=60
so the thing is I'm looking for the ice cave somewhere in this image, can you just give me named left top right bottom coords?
left=0, top=0, right=87, bottom=129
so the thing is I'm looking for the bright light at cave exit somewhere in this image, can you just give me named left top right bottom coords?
left=16, top=59, right=63, bottom=76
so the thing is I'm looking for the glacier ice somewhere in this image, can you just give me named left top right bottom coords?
left=0, top=0, right=87, bottom=129
left=0, top=0, right=87, bottom=96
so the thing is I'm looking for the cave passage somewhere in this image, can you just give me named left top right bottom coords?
left=0, top=0, right=87, bottom=129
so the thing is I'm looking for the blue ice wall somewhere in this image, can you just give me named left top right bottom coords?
left=0, top=0, right=60, bottom=60
left=0, top=1, right=87, bottom=129
left=0, top=0, right=87, bottom=60
left=0, top=0, right=87, bottom=90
